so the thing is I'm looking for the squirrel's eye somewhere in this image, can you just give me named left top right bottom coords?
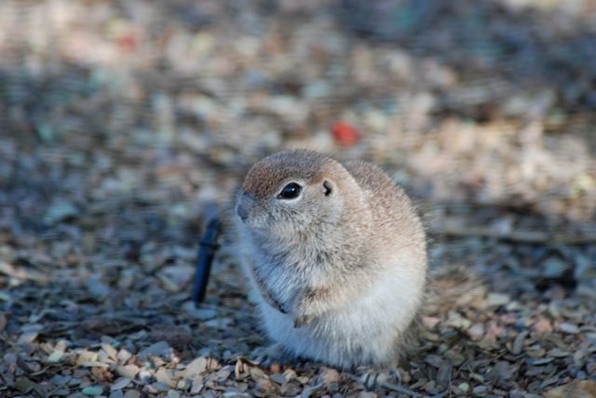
left=277, top=182, right=302, bottom=200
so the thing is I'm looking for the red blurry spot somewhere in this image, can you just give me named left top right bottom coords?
left=117, top=33, right=137, bottom=52
left=331, top=122, right=359, bottom=147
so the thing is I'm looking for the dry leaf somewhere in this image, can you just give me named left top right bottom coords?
left=544, top=380, right=596, bottom=398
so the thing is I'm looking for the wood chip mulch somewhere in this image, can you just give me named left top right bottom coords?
left=0, top=0, right=594, bottom=397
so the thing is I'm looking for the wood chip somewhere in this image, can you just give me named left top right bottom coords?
left=544, top=380, right=596, bottom=398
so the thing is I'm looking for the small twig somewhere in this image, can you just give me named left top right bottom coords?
left=428, top=226, right=596, bottom=246
left=347, top=374, right=422, bottom=397
left=379, top=381, right=423, bottom=397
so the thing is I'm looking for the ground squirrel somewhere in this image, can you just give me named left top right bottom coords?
left=233, top=150, right=428, bottom=369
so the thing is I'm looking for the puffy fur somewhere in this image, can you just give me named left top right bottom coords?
left=233, top=150, right=428, bottom=369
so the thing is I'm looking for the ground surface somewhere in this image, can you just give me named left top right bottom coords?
left=0, top=0, right=595, bottom=397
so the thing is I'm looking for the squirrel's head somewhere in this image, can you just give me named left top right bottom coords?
left=235, top=150, right=360, bottom=238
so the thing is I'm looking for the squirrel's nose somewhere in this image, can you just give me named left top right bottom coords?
left=236, top=193, right=254, bottom=222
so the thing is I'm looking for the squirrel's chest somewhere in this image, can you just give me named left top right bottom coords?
left=254, top=249, right=327, bottom=292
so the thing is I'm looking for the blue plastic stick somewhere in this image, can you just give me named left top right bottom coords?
left=192, top=202, right=221, bottom=304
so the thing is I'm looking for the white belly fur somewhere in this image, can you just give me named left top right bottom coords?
left=257, top=259, right=425, bottom=369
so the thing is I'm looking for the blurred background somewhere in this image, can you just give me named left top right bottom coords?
left=1, top=0, right=594, bottom=284
left=0, top=0, right=595, bottom=395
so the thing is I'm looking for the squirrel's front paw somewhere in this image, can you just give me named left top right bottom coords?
left=293, top=313, right=314, bottom=328
left=277, top=300, right=292, bottom=315
left=261, top=292, right=288, bottom=314
left=292, top=295, right=316, bottom=328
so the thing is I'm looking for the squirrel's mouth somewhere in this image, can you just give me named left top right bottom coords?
left=235, top=192, right=254, bottom=223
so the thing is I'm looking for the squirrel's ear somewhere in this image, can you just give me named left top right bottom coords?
left=323, top=180, right=333, bottom=197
